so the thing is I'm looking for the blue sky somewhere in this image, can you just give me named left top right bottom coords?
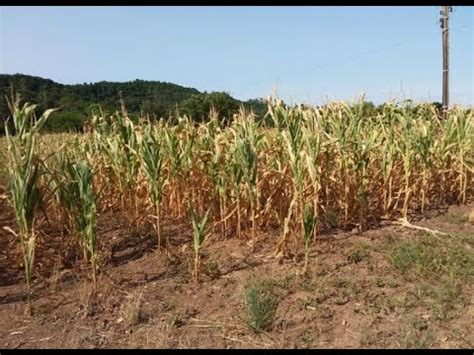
left=1, top=6, right=473, bottom=105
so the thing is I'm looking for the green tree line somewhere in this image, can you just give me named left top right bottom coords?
left=0, top=74, right=267, bottom=133
left=1, top=74, right=456, bottom=135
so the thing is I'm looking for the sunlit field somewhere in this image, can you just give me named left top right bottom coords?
left=0, top=97, right=473, bottom=348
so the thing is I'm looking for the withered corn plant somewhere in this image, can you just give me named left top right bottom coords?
left=302, top=202, right=317, bottom=275
left=191, top=205, right=211, bottom=283
left=275, top=104, right=306, bottom=255
left=4, top=93, right=57, bottom=314
left=140, top=125, right=166, bottom=249
left=235, top=115, right=260, bottom=250
left=63, top=159, right=98, bottom=287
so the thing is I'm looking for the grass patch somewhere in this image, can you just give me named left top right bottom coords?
left=401, top=316, right=434, bottom=349
left=169, top=312, right=184, bottom=328
left=359, top=329, right=391, bottom=348
left=389, top=241, right=421, bottom=273
left=268, top=274, right=296, bottom=291
left=374, top=277, right=385, bottom=288
left=402, top=328, right=433, bottom=349
left=431, top=277, right=465, bottom=321
left=368, top=293, right=398, bottom=316
left=388, top=234, right=474, bottom=280
left=334, top=277, right=349, bottom=288
left=387, top=280, right=400, bottom=288
left=244, top=278, right=279, bottom=333
left=389, top=234, right=472, bottom=321
left=445, top=213, right=469, bottom=224
left=300, top=330, right=315, bottom=347
left=348, top=244, right=371, bottom=263
left=349, top=282, right=361, bottom=298
left=360, top=331, right=378, bottom=348
left=451, top=232, right=474, bottom=248
left=402, top=285, right=432, bottom=308
left=299, top=272, right=320, bottom=291
left=409, top=317, right=429, bottom=331
left=122, top=291, right=150, bottom=326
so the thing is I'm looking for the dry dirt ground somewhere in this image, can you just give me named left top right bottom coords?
left=0, top=194, right=473, bottom=349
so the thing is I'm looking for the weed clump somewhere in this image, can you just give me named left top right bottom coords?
left=348, top=244, right=371, bottom=263
left=389, top=234, right=474, bottom=279
left=244, top=278, right=278, bottom=333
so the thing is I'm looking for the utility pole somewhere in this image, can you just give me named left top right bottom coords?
left=440, top=6, right=452, bottom=117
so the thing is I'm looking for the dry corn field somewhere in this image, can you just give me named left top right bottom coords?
left=0, top=96, right=473, bottom=348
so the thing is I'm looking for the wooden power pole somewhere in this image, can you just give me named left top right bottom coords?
left=440, top=6, right=452, bottom=116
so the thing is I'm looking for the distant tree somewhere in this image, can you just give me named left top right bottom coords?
left=355, top=101, right=376, bottom=116
left=42, top=111, right=86, bottom=133
left=244, top=98, right=267, bottom=121
left=431, top=102, right=443, bottom=111
left=140, top=100, right=168, bottom=120
left=179, top=92, right=240, bottom=124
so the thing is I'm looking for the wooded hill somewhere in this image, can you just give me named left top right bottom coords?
left=0, top=74, right=267, bottom=133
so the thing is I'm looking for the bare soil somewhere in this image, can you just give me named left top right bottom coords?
left=0, top=193, right=473, bottom=349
